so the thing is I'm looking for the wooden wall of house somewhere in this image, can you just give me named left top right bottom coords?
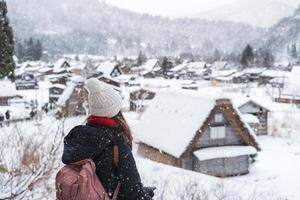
left=181, top=154, right=250, bottom=177
left=138, top=143, right=179, bottom=167
left=275, top=98, right=300, bottom=105
left=195, top=112, right=245, bottom=149
left=64, top=84, right=86, bottom=117
left=193, top=155, right=250, bottom=177
left=0, top=97, right=9, bottom=106
left=239, top=102, right=268, bottom=135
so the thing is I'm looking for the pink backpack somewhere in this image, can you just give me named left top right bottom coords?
left=56, top=145, right=120, bottom=200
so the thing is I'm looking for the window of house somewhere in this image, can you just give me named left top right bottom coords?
left=214, top=113, right=223, bottom=123
left=210, top=126, right=226, bottom=139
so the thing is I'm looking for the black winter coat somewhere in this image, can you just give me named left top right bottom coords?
left=62, top=123, right=152, bottom=200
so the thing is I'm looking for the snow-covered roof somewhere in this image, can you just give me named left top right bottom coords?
left=216, top=69, right=237, bottom=77
left=57, top=83, right=76, bottom=106
left=242, top=114, right=260, bottom=124
left=261, top=70, right=289, bottom=78
left=291, top=66, right=300, bottom=75
left=53, top=59, right=68, bottom=70
left=194, top=146, right=257, bottom=161
left=233, top=94, right=296, bottom=112
left=134, top=90, right=218, bottom=158
left=50, top=84, right=66, bottom=90
left=171, top=62, right=206, bottom=73
left=282, top=74, right=300, bottom=95
left=70, top=75, right=85, bottom=83
left=187, top=62, right=206, bottom=70
left=170, top=63, right=187, bottom=72
left=16, top=61, right=46, bottom=76
left=212, top=61, right=227, bottom=70
left=38, top=67, right=53, bottom=73
left=96, top=61, right=118, bottom=77
left=140, top=59, right=159, bottom=75
left=0, top=81, right=18, bottom=97
left=243, top=68, right=266, bottom=74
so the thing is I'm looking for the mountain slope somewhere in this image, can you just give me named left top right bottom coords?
left=7, top=0, right=265, bottom=56
left=264, top=5, right=300, bottom=57
left=195, top=0, right=300, bottom=28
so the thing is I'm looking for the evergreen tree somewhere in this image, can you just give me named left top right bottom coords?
left=0, top=0, right=15, bottom=80
left=137, top=51, right=147, bottom=66
left=213, top=49, right=221, bottom=62
left=161, top=57, right=173, bottom=74
left=25, top=37, right=35, bottom=60
left=261, top=50, right=274, bottom=68
left=241, top=44, right=254, bottom=68
left=290, top=44, right=297, bottom=59
left=33, top=40, right=43, bottom=60
left=15, top=41, right=25, bottom=61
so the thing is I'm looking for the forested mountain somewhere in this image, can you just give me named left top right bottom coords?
left=265, top=5, right=300, bottom=59
left=7, top=0, right=265, bottom=57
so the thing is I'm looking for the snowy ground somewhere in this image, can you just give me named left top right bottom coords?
left=0, top=79, right=299, bottom=199
left=0, top=111, right=299, bottom=199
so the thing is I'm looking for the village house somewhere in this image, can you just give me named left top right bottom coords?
left=212, top=61, right=228, bottom=71
left=212, top=69, right=237, bottom=84
left=16, top=61, right=46, bottom=76
left=273, top=69, right=300, bottom=106
left=259, top=70, right=288, bottom=85
left=135, top=91, right=260, bottom=177
left=49, top=84, right=66, bottom=103
left=232, top=72, right=250, bottom=84
left=56, top=76, right=86, bottom=118
left=88, top=72, right=122, bottom=91
left=129, top=88, right=156, bottom=112
left=15, top=72, right=39, bottom=90
left=46, top=74, right=70, bottom=85
left=170, top=62, right=209, bottom=80
left=139, top=59, right=161, bottom=78
left=52, top=59, right=71, bottom=74
left=96, top=60, right=123, bottom=78
left=0, top=81, right=22, bottom=106
left=237, top=99, right=270, bottom=136
left=242, top=68, right=266, bottom=82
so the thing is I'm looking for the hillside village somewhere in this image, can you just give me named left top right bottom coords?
left=1, top=54, right=299, bottom=120
left=1, top=54, right=300, bottom=199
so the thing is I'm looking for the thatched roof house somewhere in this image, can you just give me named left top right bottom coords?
left=134, top=90, right=260, bottom=177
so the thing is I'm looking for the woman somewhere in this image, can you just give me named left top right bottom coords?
left=62, top=78, right=153, bottom=200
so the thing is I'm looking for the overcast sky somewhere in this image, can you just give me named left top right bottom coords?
left=103, top=0, right=237, bottom=17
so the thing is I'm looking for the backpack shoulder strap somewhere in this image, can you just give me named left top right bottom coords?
left=113, top=145, right=119, bottom=167
left=112, top=144, right=121, bottom=200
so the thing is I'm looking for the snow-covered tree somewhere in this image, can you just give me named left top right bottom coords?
left=0, top=0, right=15, bottom=80
left=241, top=44, right=254, bottom=68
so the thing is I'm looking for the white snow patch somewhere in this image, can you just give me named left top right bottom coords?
left=194, top=146, right=257, bottom=161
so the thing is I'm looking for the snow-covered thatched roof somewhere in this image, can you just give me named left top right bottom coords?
left=212, top=61, right=227, bottom=70
left=56, top=83, right=75, bottom=106
left=134, top=90, right=259, bottom=158
left=140, top=59, right=159, bottom=75
left=0, top=81, right=18, bottom=97
left=96, top=61, right=118, bottom=77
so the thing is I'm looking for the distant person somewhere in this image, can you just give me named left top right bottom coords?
left=0, top=113, right=4, bottom=127
left=5, top=110, right=10, bottom=121
left=60, top=78, right=154, bottom=199
left=30, top=109, right=35, bottom=119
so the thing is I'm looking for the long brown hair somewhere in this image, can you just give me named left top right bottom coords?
left=113, top=112, right=133, bottom=147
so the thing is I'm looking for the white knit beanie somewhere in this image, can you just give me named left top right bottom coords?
left=85, top=78, right=122, bottom=118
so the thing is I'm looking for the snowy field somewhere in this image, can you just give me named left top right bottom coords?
left=0, top=111, right=299, bottom=199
